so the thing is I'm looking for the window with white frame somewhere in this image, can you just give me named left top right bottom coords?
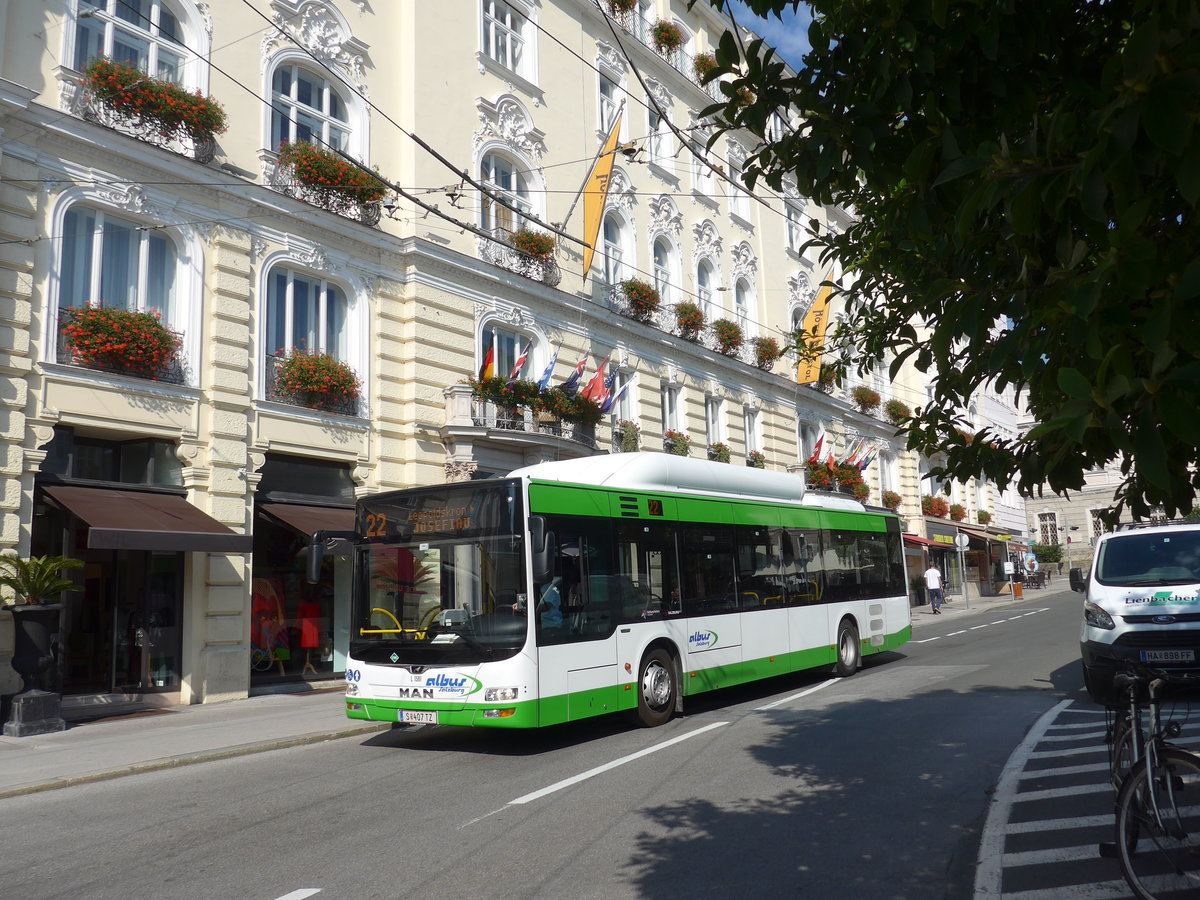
left=696, top=259, right=716, bottom=320
left=652, top=237, right=674, bottom=304
left=734, top=279, right=751, bottom=333
left=880, top=451, right=899, bottom=493
left=975, top=476, right=989, bottom=512
left=599, top=72, right=620, bottom=134
left=479, top=152, right=531, bottom=234
left=729, top=154, right=750, bottom=221
left=1038, top=511, right=1059, bottom=545
left=482, top=0, right=532, bottom=79
left=479, top=322, right=529, bottom=381
left=266, top=267, right=349, bottom=362
left=798, top=422, right=817, bottom=461
left=270, top=63, right=351, bottom=152
left=74, top=0, right=188, bottom=82
left=60, top=205, right=179, bottom=326
left=692, top=127, right=715, bottom=194
left=705, top=395, right=724, bottom=445
left=661, top=382, right=680, bottom=432
left=743, top=405, right=760, bottom=453
left=602, top=213, right=625, bottom=285
left=610, top=370, right=634, bottom=421
left=648, top=107, right=672, bottom=170
left=785, top=200, right=804, bottom=252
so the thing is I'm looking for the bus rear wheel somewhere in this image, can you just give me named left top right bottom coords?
left=834, top=619, right=860, bottom=677
left=636, top=648, right=676, bottom=727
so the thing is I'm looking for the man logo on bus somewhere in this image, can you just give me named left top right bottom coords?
left=689, top=630, right=718, bottom=650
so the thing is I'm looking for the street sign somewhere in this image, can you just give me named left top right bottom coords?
left=955, top=533, right=970, bottom=549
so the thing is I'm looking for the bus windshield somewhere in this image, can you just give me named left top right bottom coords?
left=351, top=480, right=528, bottom=665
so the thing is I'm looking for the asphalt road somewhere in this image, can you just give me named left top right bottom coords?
left=0, top=592, right=1084, bottom=900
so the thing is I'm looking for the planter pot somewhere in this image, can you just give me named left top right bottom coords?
left=4, top=603, right=66, bottom=737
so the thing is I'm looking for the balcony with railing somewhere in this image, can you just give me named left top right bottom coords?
left=56, top=309, right=188, bottom=385
left=477, top=228, right=563, bottom=288
left=264, top=352, right=362, bottom=417
left=601, top=4, right=726, bottom=103
left=443, top=384, right=605, bottom=462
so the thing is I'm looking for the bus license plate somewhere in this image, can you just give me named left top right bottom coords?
left=1140, top=650, right=1196, bottom=663
left=398, top=709, right=438, bottom=725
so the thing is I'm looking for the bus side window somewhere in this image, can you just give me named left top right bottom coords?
left=615, top=521, right=678, bottom=623
left=783, top=528, right=823, bottom=606
left=540, top=517, right=617, bottom=643
left=678, top=523, right=737, bottom=615
left=735, top=526, right=783, bottom=609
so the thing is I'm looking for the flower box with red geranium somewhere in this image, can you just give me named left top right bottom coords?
left=616, top=419, right=641, bottom=452
left=693, top=52, right=718, bottom=82
left=922, top=494, right=950, bottom=518
left=651, top=20, right=684, bottom=52
left=620, top=279, right=662, bottom=323
left=884, top=398, right=911, bottom=425
left=806, top=459, right=869, bottom=501
left=882, top=490, right=902, bottom=512
left=60, top=305, right=180, bottom=380
left=746, top=450, right=766, bottom=469
left=949, top=503, right=967, bottom=522
left=664, top=429, right=692, bottom=456
left=82, top=58, right=227, bottom=151
left=751, top=336, right=781, bottom=370
left=274, top=348, right=361, bottom=413
left=851, top=385, right=881, bottom=413
left=711, top=318, right=744, bottom=356
left=674, top=301, right=705, bottom=340
left=276, top=141, right=388, bottom=221
left=708, top=441, right=731, bottom=463
left=977, top=510, right=992, bottom=525
left=509, top=228, right=556, bottom=258
left=607, top=0, right=638, bottom=12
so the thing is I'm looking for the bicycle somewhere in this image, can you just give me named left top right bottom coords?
left=1099, top=663, right=1200, bottom=899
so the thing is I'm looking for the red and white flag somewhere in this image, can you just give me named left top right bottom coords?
left=581, top=355, right=611, bottom=405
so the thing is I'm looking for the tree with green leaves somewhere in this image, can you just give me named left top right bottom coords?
left=692, top=0, right=1200, bottom=520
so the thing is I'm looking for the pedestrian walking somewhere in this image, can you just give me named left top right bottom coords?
left=924, top=563, right=944, bottom=614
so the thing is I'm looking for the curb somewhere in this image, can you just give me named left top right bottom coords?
left=0, top=722, right=389, bottom=801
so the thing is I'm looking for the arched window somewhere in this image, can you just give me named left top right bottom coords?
left=271, top=63, right=350, bottom=152
left=60, top=205, right=179, bottom=325
left=652, top=237, right=674, bottom=304
left=480, top=152, right=531, bottom=234
left=266, top=267, right=349, bottom=362
left=479, top=322, right=535, bottom=382
left=602, top=213, right=625, bottom=285
left=74, top=0, right=187, bottom=82
left=696, top=260, right=715, bottom=320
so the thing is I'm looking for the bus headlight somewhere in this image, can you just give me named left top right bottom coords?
left=345, top=682, right=359, bottom=696
left=485, top=687, right=519, bottom=702
left=1083, top=600, right=1115, bottom=630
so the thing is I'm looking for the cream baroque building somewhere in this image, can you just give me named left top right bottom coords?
left=0, top=0, right=1011, bottom=707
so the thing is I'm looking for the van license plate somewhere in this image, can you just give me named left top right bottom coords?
left=1140, top=650, right=1196, bottom=663
left=398, top=709, right=438, bottom=724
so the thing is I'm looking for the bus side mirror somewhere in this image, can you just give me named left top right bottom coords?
left=1069, top=567, right=1086, bottom=593
left=306, top=530, right=356, bottom=584
left=529, top=516, right=553, bottom=583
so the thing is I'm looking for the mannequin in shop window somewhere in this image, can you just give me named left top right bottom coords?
left=296, top=593, right=323, bottom=676
left=251, top=577, right=289, bottom=675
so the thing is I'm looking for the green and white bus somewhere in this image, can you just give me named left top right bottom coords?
left=332, top=452, right=911, bottom=729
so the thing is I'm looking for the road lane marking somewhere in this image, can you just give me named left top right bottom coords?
left=508, top=721, right=728, bottom=806
left=970, top=624, right=990, bottom=630
left=1011, top=782, right=1108, bottom=802
left=1002, top=881, right=1132, bottom=900
left=972, top=699, right=1072, bottom=900
left=274, top=892, right=321, bottom=900
left=1004, top=843, right=1104, bottom=866
left=755, top=677, right=838, bottom=711
left=1037, top=729, right=1106, bottom=742
left=1021, top=761, right=1108, bottom=778
left=947, top=630, right=967, bottom=636
left=911, top=636, right=940, bottom=643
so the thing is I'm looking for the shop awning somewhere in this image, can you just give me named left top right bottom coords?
left=903, top=533, right=938, bottom=547
left=258, top=502, right=355, bottom=538
left=42, top=484, right=252, bottom=553
left=955, top=523, right=996, bottom=546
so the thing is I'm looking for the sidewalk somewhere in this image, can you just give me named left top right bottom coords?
left=0, top=686, right=386, bottom=800
left=909, top=582, right=1074, bottom=627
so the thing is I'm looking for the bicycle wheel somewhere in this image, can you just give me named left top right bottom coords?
left=1111, top=711, right=1138, bottom=792
left=1115, top=748, right=1200, bottom=899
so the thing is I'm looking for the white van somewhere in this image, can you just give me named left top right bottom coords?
left=1074, top=522, right=1200, bottom=705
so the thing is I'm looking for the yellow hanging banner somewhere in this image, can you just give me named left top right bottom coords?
left=581, top=112, right=623, bottom=278
left=796, top=279, right=834, bottom=384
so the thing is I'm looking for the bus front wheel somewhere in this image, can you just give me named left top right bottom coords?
left=636, top=648, right=676, bottom=727
left=834, top=619, right=860, bottom=677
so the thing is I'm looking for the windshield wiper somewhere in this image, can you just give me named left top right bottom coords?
left=440, top=626, right=492, bottom=656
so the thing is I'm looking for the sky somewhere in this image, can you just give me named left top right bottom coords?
left=726, top=1, right=813, bottom=71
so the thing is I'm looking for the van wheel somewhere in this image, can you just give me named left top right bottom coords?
left=636, top=649, right=676, bottom=727
left=834, top=619, right=860, bottom=677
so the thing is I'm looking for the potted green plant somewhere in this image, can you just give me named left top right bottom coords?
left=274, top=348, right=362, bottom=413
left=1, top=554, right=82, bottom=736
left=674, top=301, right=705, bottom=340
left=620, top=279, right=661, bottom=322
left=82, top=57, right=227, bottom=149
left=815, top=363, right=839, bottom=391
left=882, top=490, right=902, bottom=512
left=617, top=419, right=641, bottom=452
left=276, top=140, right=388, bottom=214
left=563, top=393, right=604, bottom=427
left=509, top=227, right=556, bottom=258
left=664, top=429, right=691, bottom=456
left=949, top=503, right=967, bottom=522
left=751, top=336, right=781, bottom=370
left=61, top=305, right=181, bottom=380
left=883, top=398, right=911, bottom=425
left=711, top=318, right=744, bottom=356
left=977, top=510, right=992, bottom=525
left=651, top=20, right=684, bottom=52
left=851, top=385, right=881, bottom=414
left=708, top=441, right=731, bottom=463
left=693, top=52, right=718, bottom=82
left=746, top=450, right=766, bottom=469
